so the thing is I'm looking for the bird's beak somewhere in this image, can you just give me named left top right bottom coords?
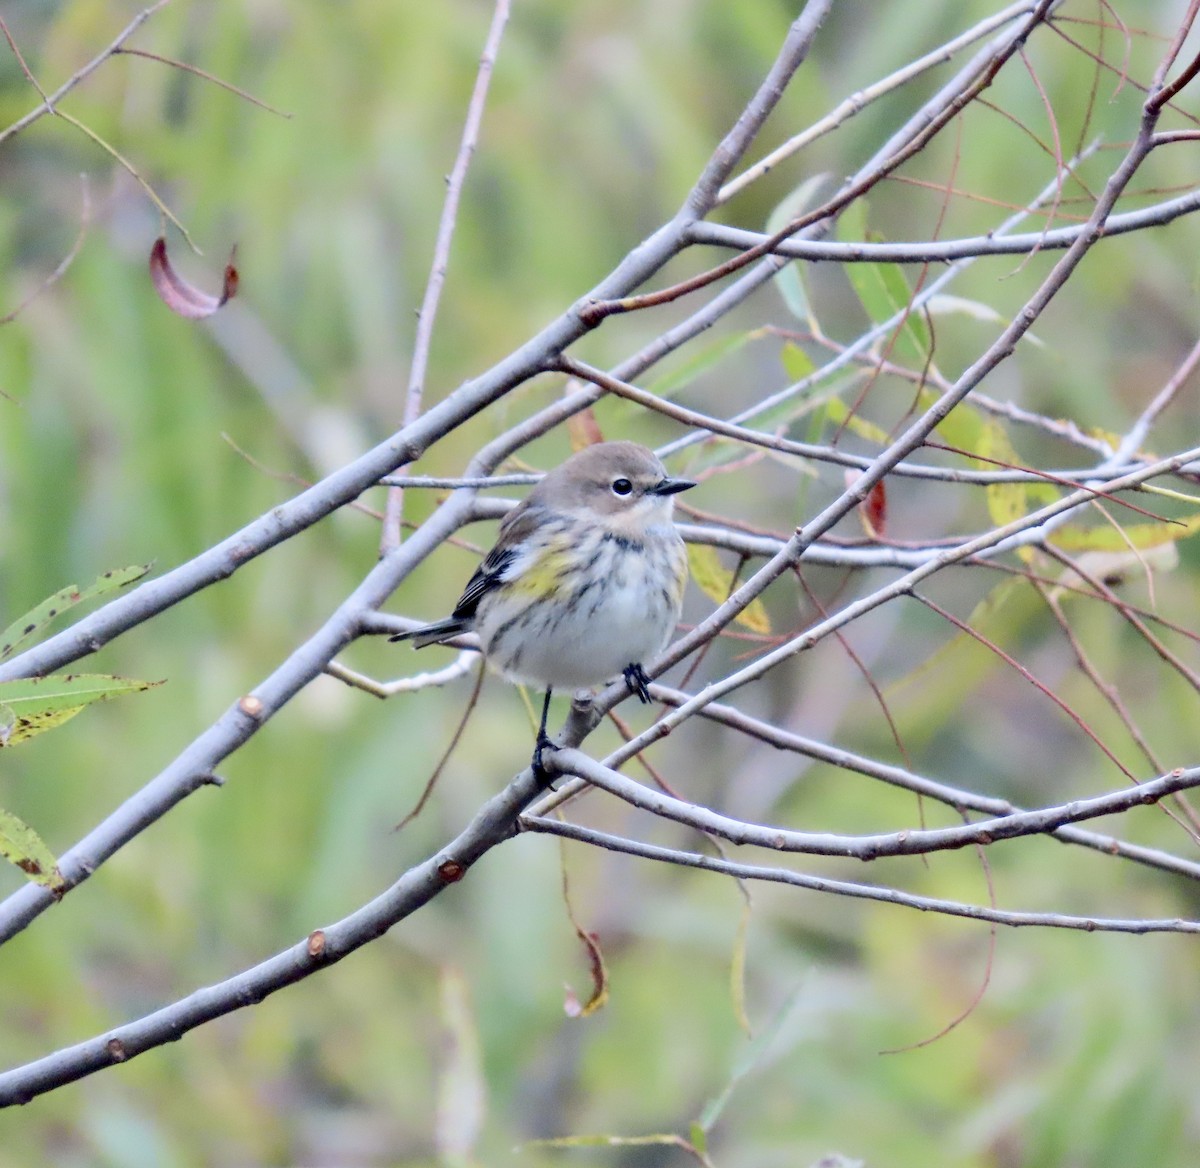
left=651, top=475, right=697, bottom=497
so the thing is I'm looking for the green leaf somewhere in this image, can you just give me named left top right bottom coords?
left=915, top=386, right=985, bottom=455
left=766, top=174, right=828, bottom=326
left=743, top=370, right=860, bottom=440
left=780, top=340, right=815, bottom=381
left=1, top=565, right=151, bottom=661
left=838, top=202, right=932, bottom=368
left=645, top=331, right=754, bottom=401
left=688, top=545, right=770, bottom=634
left=0, top=674, right=163, bottom=747
left=0, top=808, right=63, bottom=890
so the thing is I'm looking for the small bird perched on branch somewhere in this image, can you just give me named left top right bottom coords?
left=391, top=441, right=695, bottom=781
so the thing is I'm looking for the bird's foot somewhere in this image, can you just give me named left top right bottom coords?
left=623, top=663, right=653, bottom=704
left=531, top=731, right=557, bottom=788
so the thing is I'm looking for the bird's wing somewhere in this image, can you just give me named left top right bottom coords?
left=449, top=503, right=542, bottom=620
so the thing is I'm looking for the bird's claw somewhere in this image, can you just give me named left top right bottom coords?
left=532, top=731, right=557, bottom=788
left=623, top=663, right=653, bottom=704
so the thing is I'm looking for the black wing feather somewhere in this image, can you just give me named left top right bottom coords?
left=451, top=544, right=516, bottom=619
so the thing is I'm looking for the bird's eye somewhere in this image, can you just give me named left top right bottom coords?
left=611, top=477, right=634, bottom=496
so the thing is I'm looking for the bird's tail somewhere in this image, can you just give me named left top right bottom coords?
left=389, top=616, right=471, bottom=650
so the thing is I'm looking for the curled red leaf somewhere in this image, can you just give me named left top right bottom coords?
left=148, top=236, right=238, bottom=319
left=845, top=469, right=888, bottom=538
left=864, top=479, right=887, bottom=537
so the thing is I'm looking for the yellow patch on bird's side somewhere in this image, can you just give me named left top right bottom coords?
left=508, top=547, right=574, bottom=597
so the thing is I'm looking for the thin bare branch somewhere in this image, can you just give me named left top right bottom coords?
left=522, top=818, right=1200, bottom=935
left=0, top=2, right=171, bottom=145
left=542, top=749, right=1200, bottom=861
left=0, top=175, right=91, bottom=326
left=717, top=1, right=1039, bottom=204
left=381, top=0, right=512, bottom=555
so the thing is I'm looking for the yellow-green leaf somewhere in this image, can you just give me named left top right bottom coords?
left=0, top=674, right=163, bottom=747
left=886, top=577, right=1039, bottom=728
left=780, top=340, right=815, bottom=381
left=0, top=705, right=86, bottom=747
left=977, top=421, right=1029, bottom=530
left=915, top=386, right=985, bottom=455
left=1049, top=512, right=1200, bottom=552
left=824, top=396, right=891, bottom=447
left=688, top=545, right=770, bottom=634
left=0, top=808, right=64, bottom=890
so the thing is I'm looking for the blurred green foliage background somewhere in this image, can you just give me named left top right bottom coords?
left=3, top=1, right=1200, bottom=1165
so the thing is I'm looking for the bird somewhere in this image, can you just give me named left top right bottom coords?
left=391, top=441, right=696, bottom=781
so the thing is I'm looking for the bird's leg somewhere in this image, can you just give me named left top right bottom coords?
left=532, top=687, right=555, bottom=786
left=623, top=663, right=653, bottom=704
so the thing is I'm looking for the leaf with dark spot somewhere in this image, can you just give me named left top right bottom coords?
left=1, top=565, right=151, bottom=661
left=0, top=674, right=163, bottom=747
left=0, top=808, right=64, bottom=890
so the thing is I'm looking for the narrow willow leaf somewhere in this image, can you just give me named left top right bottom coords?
left=0, top=808, right=63, bottom=890
left=645, top=331, right=754, bottom=401
left=1054, top=544, right=1179, bottom=594
left=0, top=674, right=163, bottom=747
left=528, top=1134, right=690, bottom=1150
left=766, top=174, right=829, bottom=327
left=730, top=898, right=752, bottom=1036
left=1049, top=512, right=1200, bottom=552
left=838, top=202, right=931, bottom=368
left=779, top=340, right=815, bottom=381
left=688, top=545, right=770, bottom=634
left=824, top=396, right=891, bottom=446
left=886, top=577, right=1033, bottom=717
left=927, top=293, right=1045, bottom=348
left=1, top=564, right=151, bottom=660
left=564, top=926, right=609, bottom=1018
left=697, top=983, right=808, bottom=1132
left=977, top=421, right=1030, bottom=532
